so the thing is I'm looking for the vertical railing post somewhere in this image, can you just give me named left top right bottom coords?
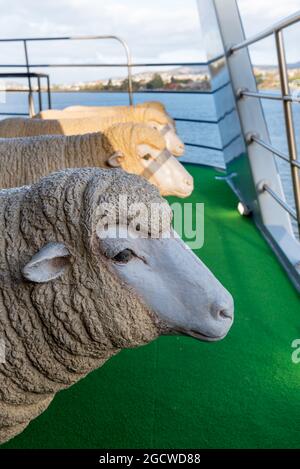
left=275, top=29, right=300, bottom=236
left=46, top=75, right=52, bottom=109
left=23, top=40, right=35, bottom=117
left=127, top=62, right=133, bottom=105
left=120, top=39, right=133, bottom=105
left=37, top=76, right=42, bottom=112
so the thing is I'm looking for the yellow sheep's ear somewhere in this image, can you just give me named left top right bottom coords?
left=107, top=151, right=124, bottom=168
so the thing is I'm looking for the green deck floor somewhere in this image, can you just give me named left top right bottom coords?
left=1, top=163, right=300, bottom=449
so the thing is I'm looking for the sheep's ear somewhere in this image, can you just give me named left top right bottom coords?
left=22, top=242, right=71, bottom=283
left=107, top=151, right=124, bottom=168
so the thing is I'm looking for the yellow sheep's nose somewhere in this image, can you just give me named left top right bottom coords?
left=177, top=143, right=185, bottom=153
left=185, top=178, right=193, bottom=186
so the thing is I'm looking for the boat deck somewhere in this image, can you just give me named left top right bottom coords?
left=2, top=163, right=300, bottom=449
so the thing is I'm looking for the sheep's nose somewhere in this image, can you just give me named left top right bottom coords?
left=218, top=307, right=233, bottom=320
left=183, top=176, right=194, bottom=192
left=211, top=299, right=234, bottom=322
left=185, top=178, right=193, bottom=186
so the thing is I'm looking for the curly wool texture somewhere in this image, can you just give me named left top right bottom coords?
left=0, top=167, right=172, bottom=444
left=0, top=108, right=172, bottom=138
left=0, top=123, right=166, bottom=189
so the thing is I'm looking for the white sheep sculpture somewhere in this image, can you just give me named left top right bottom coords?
left=0, top=123, right=193, bottom=197
left=0, top=166, right=234, bottom=444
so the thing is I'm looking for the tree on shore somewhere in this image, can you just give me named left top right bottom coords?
left=146, top=73, right=164, bottom=89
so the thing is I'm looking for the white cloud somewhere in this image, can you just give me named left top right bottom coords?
left=238, top=0, right=300, bottom=24
left=0, top=0, right=297, bottom=83
left=237, top=0, right=300, bottom=63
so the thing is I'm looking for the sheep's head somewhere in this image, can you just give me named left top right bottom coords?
left=141, top=108, right=184, bottom=157
left=20, top=168, right=233, bottom=359
left=125, top=107, right=184, bottom=157
left=104, top=123, right=193, bottom=198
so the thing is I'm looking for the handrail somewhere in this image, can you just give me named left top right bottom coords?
left=0, top=112, right=28, bottom=116
left=248, top=133, right=300, bottom=169
left=0, top=34, right=223, bottom=108
left=237, top=88, right=300, bottom=103
left=229, top=10, right=300, bottom=53
left=275, top=28, right=300, bottom=233
left=0, top=35, right=134, bottom=105
left=229, top=11, right=300, bottom=235
left=262, top=183, right=297, bottom=221
left=0, top=59, right=223, bottom=68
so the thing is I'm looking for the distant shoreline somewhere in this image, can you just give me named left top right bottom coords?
left=3, top=65, right=299, bottom=93
left=5, top=86, right=283, bottom=93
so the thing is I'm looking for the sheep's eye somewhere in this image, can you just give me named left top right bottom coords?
left=142, top=153, right=152, bottom=161
left=113, top=248, right=134, bottom=263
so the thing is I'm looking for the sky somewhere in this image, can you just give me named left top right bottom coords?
left=0, top=0, right=298, bottom=83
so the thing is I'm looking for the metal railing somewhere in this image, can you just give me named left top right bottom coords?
left=0, top=36, right=230, bottom=153
left=0, top=35, right=134, bottom=108
left=0, top=72, right=51, bottom=115
left=230, top=10, right=300, bottom=235
left=230, top=11, right=300, bottom=53
left=0, top=37, right=222, bottom=112
left=236, top=88, right=300, bottom=103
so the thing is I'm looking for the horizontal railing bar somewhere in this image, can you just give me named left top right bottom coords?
left=0, top=57, right=223, bottom=69
left=0, top=88, right=226, bottom=95
left=123, top=56, right=224, bottom=67
left=0, top=62, right=213, bottom=68
left=263, top=183, right=298, bottom=220
left=0, top=62, right=209, bottom=68
left=0, top=112, right=29, bottom=115
left=0, top=63, right=152, bottom=68
left=0, top=72, right=49, bottom=77
left=0, top=88, right=46, bottom=92
left=250, top=134, right=300, bottom=169
left=238, top=89, right=300, bottom=103
left=0, top=35, right=131, bottom=42
left=230, top=11, right=300, bottom=53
